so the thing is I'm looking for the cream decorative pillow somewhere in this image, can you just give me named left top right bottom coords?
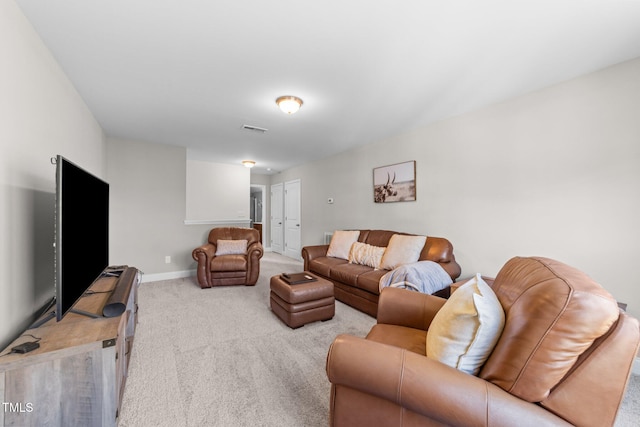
left=326, top=230, right=360, bottom=260
left=426, top=274, right=505, bottom=375
left=348, top=242, right=385, bottom=269
left=379, top=234, right=426, bottom=270
left=215, top=239, right=248, bottom=256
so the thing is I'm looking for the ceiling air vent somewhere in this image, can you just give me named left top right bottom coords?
left=242, top=124, right=268, bottom=133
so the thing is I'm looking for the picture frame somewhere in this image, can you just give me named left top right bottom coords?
left=373, top=160, right=416, bottom=203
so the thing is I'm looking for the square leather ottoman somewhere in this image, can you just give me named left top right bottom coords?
left=270, top=272, right=335, bottom=328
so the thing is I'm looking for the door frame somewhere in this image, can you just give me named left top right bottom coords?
left=250, top=184, right=266, bottom=243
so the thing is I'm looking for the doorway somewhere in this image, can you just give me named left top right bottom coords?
left=250, top=184, right=266, bottom=243
left=270, top=179, right=301, bottom=259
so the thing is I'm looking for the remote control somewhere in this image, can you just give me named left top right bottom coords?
left=12, top=342, right=40, bottom=354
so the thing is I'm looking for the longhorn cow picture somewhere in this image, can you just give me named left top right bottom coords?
left=373, top=161, right=416, bottom=203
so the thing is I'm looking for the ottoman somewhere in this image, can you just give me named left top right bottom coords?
left=270, top=272, right=335, bottom=328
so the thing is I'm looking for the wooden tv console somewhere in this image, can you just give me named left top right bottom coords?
left=0, top=266, right=140, bottom=427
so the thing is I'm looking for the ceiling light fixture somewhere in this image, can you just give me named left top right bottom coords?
left=242, top=160, right=256, bottom=168
left=276, top=95, right=303, bottom=114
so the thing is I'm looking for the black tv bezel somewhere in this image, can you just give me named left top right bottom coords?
left=55, top=155, right=109, bottom=321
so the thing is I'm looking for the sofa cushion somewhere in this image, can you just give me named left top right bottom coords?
left=308, top=256, right=347, bottom=277
left=361, top=230, right=397, bottom=247
left=329, top=263, right=373, bottom=287
left=327, top=230, right=360, bottom=260
left=426, top=274, right=505, bottom=375
left=215, top=239, right=248, bottom=256
left=379, top=234, right=427, bottom=270
left=348, top=242, right=385, bottom=269
left=356, top=269, right=388, bottom=294
left=210, top=254, right=248, bottom=272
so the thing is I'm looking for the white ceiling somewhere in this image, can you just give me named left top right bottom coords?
left=15, top=0, right=640, bottom=174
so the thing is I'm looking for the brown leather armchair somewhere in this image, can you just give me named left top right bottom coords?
left=326, top=257, right=640, bottom=427
left=192, top=227, right=263, bottom=288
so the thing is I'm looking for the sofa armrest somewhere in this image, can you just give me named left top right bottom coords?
left=192, top=243, right=216, bottom=288
left=192, top=243, right=216, bottom=262
left=326, top=334, right=571, bottom=427
left=376, top=287, right=447, bottom=331
left=246, top=242, right=264, bottom=285
left=301, top=244, right=329, bottom=270
left=247, top=241, right=263, bottom=257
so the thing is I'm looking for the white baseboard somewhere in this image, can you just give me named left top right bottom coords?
left=141, top=269, right=195, bottom=283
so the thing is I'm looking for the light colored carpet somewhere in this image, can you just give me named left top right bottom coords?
left=617, top=371, right=640, bottom=427
left=119, top=252, right=639, bottom=426
left=119, top=252, right=376, bottom=427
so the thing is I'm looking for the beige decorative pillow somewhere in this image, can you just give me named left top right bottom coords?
left=379, top=234, right=426, bottom=270
left=348, top=242, right=385, bottom=269
left=426, top=274, right=505, bottom=375
left=326, top=230, right=360, bottom=260
left=215, top=239, right=248, bottom=256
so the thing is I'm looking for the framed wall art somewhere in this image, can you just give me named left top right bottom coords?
left=373, top=160, right=416, bottom=203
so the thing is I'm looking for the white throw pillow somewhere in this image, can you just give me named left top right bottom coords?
left=426, top=274, right=505, bottom=375
left=379, top=234, right=426, bottom=270
left=215, top=239, right=248, bottom=256
left=348, top=242, right=385, bottom=269
left=326, top=230, right=360, bottom=260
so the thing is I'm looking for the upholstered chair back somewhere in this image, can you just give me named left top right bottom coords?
left=479, top=256, right=636, bottom=426
left=208, top=227, right=260, bottom=247
left=481, top=257, right=619, bottom=399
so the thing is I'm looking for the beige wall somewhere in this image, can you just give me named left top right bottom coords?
left=105, top=142, right=269, bottom=278
left=0, top=1, right=105, bottom=347
left=107, top=138, right=227, bottom=280
left=272, top=57, right=640, bottom=319
left=185, top=159, right=250, bottom=223
left=107, top=138, right=261, bottom=281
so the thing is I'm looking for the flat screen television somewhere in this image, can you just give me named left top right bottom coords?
left=55, top=155, right=109, bottom=321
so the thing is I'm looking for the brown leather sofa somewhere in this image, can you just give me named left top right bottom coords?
left=302, top=230, right=461, bottom=317
left=326, top=256, right=640, bottom=427
left=192, top=227, right=263, bottom=288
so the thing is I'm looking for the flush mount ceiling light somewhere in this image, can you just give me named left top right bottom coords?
left=242, top=160, right=256, bottom=168
left=276, top=95, right=303, bottom=114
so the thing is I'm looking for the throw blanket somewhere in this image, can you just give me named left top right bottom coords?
left=379, top=261, right=453, bottom=294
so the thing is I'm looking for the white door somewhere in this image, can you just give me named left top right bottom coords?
left=284, top=179, right=301, bottom=259
left=270, top=183, right=284, bottom=254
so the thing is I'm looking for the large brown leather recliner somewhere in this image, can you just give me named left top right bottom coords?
left=192, top=227, right=263, bottom=288
left=326, top=256, right=640, bottom=427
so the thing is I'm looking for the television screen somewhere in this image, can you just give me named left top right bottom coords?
left=55, top=155, right=109, bottom=321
